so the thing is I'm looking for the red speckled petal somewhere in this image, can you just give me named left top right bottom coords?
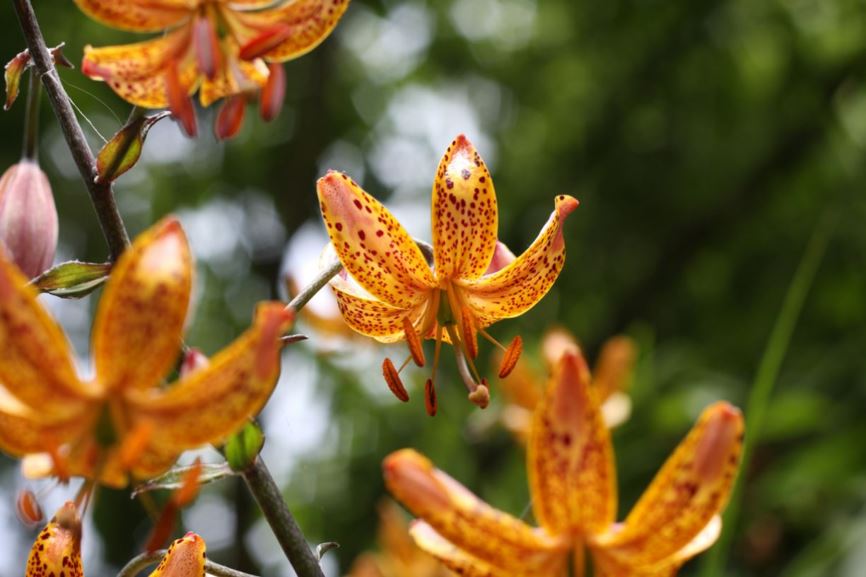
left=26, top=503, right=82, bottom=577
left=383, top=449, right=565, bottom=572
left=0, top=402, right=94, bottom=458
left=82, top=27, right=198, bottom=108
left=150, top=533, right=207, bottom=577
left=126, top=303, right=292, bottom=461
left=593, top=403, right=743, bottom=567
left=317, top=171, right=436, bottom=309
left=73, top=0, right=194, bottom=32
left=0, top=255, right=91, bottom=417
left=410, top=522, right=567, bottom=577
left=199, top=40, right=268, bottom=107
left=431, top=135, right=498, bottom=281
left=528, top=349, right=617, bottom=536
left=92, top=217, right=192, bottom=393
left=330, top=275, right=427, bottom=343
left=230, top=0, right=350, bottom=62
left=459, top=194, right=578, bottom=327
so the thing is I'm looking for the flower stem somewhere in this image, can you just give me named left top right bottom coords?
left=240, top=457, right=326, bottom=577
left=118, top=549, right=260, bottom=577
left=11, top=0, right=131, bottom=260
left=21, top=70, right=40, bottom=161
left=287, top=257, right=343, bottom=312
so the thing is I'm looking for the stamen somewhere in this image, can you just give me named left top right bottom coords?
left=424, top=378, right=437, bottom=416
left=48, top=446, right=70, bottom=483
left=16, top=489, right=43, bottom=528
left=119, top=419, right=155, bottom=470
left=460, top=307, right=478, bottom=359
left=498, top=335, right=523, bottom=378
left=382, top=358, right=410, bottom=402
left=479, top=327, right=507, bottom=351
left=402, top=316, right=426, bottom=367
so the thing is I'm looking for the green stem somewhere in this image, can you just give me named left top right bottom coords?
left=21, top=69, right=40, bottom=160
left=118, top=549, right=259, bottom=577
left=700, top=212, right=834, bottom=577
left=287, top=257, right=343, bottom=312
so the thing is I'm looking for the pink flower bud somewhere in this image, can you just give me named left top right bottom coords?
left=0, top=161, right=58, bottom=278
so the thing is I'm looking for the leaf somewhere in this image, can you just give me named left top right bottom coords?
left=131, top=462, right=235, bottom=499
left=4, top=44, right=73, bottom=111
left=96, top=111, right=170, bottom=183
left=224, top=421, right=265, bottom=472
left=32, top=260, right=111, bottom=298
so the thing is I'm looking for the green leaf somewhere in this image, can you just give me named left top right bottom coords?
left=131, top=463, right=236, bottom=499
left=224, top=422, right=265, bottom=472
left=32, top=260, right=111, bottom=298
left=96, top=111, right=170, bottom=183
left=4, top=44, right=72, bottom=111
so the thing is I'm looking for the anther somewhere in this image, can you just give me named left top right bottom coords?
left=402, top=317, right=426, bottom=367
left=382, top=358, right=410, bottom=402
left=424, top=378, right=438, bottom=416
left=16, top=489, right=43, bottom=528
left=460, top=307, right=478, bottom=359
left=498, top=335, right=523, bottom=378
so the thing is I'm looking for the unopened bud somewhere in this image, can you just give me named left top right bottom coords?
left=180, top=347, right=210, bottom=379
left=0, top=161, right=57, bottom=278
left=26, top=502, right=82, bottom=577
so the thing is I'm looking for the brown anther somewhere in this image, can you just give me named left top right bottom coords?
left=468, top=382, right=490, bottom=409
left=119, top=419, right=155, bottom=469
left=498, top=335, right=523, bottom=378
left=424, top=378, right=438, bottom=416
left=402, top=317, right=426, bottom=367
left=173, top=458, right=203, bottom=507
left=382, top=358, right=410, bottom=402
left=460, top=307, right=478, bottom=359
left=16, top=489, right=43, bottom=528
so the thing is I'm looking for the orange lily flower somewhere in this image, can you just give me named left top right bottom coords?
left=500, top=328, right=636, bottom=441
left=384, top=347, right=744, bottom=576
left=317, top=134, right=579, bottom=413
left=76, top=0, right=350, bottom=138
left=0, top=217, right=293, bottom=488
left=347, top=500, right=453, bottom=577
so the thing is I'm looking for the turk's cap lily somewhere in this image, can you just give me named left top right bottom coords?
left=317, top=134, right=579, bottom=410
left=76, top=0, right=350, bottom=137
left=0, top=216, right=293, bottom=487
left=384, top=345, right=744, bottom=576
left=26, top=501, right=83, bottom=577
left=0, top=160, right=58, bottom=278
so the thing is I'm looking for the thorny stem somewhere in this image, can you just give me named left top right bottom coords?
left=11, top=0, right=131, bottom=260
left=118, top=549, right=260, bottom=577
left=21, top=70, right=40, bottom=160
left=240, top=458, right=326, bottom=577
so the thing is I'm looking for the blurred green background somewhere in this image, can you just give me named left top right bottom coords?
left=1, top=0, right=865, bottom=575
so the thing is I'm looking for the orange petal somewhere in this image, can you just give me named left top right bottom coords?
left=92, top=217, right=192, bottom=394
left=594, top=403, right=744, bottom=567
left=317, top=171, right=436, bottom=309
left=193, top=15, right=222, bottom=80
left=593, top=336, right=636, bottom=402
left=383, top=449, right=564, bottom=572
left=528, top=349, right=617, bottom=536
left=330, top=275, right=424, bottom=343
left=0, top=255, right=92, bottom=417
left=126, top=303, right=293, bottom=470
left=0, top=403, right=95, bottom=458
left=73, top=0, right=194, bottom=32
left=26, top=502, right=82, bottom=577
left=82, top=27, right=197, bottom=108
left=167, top=60, right=198, bottom=137
left=259, top=62, right=286, bottom=121
left=149, top=532, right=207, bottom=577
left=199, top=40, right=268, bottom=108
left=460, top=195, right=579, bottom=327
left=214, top=94, right=247, bottom=140
left=431, top=135, right=498, bottom=281
left=231, top=0, right=350, bottom=62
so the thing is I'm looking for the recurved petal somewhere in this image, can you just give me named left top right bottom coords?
left=149, top=533, right=207, bottom=577
left=317, top=171, right=436, bottom=309
left=92, top=217, right=192, bottom=393
left=330, top=274, right=426, bottom=343
left=383, top=449, right=564, bottom=572
left=0, top=402, right=94, bottom=458
left=528, top=350, right=617, bottom=537
left=0, top=255, right=91, bottom=417
left=199, top=40, right=269, bottom=107
left=82, top=28, right=198, bottom=108
left=230, top=0, right=350, bottom=62
left=126, top=302, right=293, bottom=456
left=73, top=0, right=195, bottom=32
left=594, top=403, right=743, bottom=567
left=459, top=195, right=579, bottom=327
left=410, top=522, right=566, bottom=577
left=26, top=502, right=82, bottom=577
left=431, top=135, right=498, bottom=281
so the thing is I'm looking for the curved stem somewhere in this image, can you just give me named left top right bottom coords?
left=21, top=70, right=40, bottom=160
left=11, top=0, right=131, bottom=260
left=118, top=549, right=260, bottom=577
left=287, top=257, right=343, bottom=312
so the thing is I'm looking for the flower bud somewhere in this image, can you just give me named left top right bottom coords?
left=0, top=161, right=57, bottom=278
left=26, top=501, right=82, bottom=577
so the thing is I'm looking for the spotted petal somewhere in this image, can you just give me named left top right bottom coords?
left=92, top=217, right=192, bottom=394
left=26, top=503, right=82, bottom=577
left=431, top=135, right=498, bottom=281
left=126, top=302, right=292, bottom=468
left=199, top=40, right=269, bottom=107
left=82, top=27, right=198, bottom=108
left=0, top=402, right=95, bottom=458
left=230, top=0, right=350, bottom=62
left=330, top=274, right=427, bottom=343
left=318, top=171, right=436, bottom=309
left=384, top=449, right=564, bottom=572
left=528, top=349, right=617, bottom=537
left=0, top=255, right=92, bottom=418
left=459, top=194, right=579, bottom=327
left=150, top=533, right=207, bottom=577
left=593, top=402, right=743, bottom=567
left=73, top=0, right=195, bottom=32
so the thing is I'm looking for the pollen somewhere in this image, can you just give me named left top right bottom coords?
left=383, top=358, right=410, bottom=403
left=498, top=335, right=523, bottom=378
left=403, top=317, right=426, bottom=367
left=424, top=378, right=437, bottom=416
